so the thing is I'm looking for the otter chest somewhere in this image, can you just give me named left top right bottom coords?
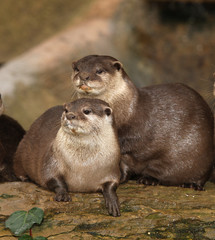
left=56, top=145, right=119, bottom=193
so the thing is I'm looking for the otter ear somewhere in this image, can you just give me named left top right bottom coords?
left=63, top=103, right=68, bottom=112
left=72, top=62, right=76, bottom=70
left=72, top=61, right=79, bottom=72
left=112, top=61, right=123, bottom=71
left=104, top=107, right=112, bottom=116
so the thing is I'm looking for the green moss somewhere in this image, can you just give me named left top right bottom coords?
left=73, top=222, right=111, bottom=232
left=0, top=194, right=15, bottom=199
left=145, top=212, right=165, bottom=220
left=145, top=219, right=215, bottom=240
left=121, top=201, right=138, bottom=213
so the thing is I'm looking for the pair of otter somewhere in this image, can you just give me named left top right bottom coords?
left=13, top=55, right=215, bottom=217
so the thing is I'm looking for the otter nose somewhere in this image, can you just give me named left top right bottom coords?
left=79, top=72, right=90, bottom=81
left=66, top=113, right=76, bottom=120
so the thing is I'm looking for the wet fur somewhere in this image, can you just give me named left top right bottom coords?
left=72, top=55, right=214, bottom=190
left=0, top=96, right=25, bottom=182
left=13, top=98, right=121, bottom=216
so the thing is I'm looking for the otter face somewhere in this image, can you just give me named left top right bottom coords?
left=61, top=98, right=113, bottom=136
left=71, top=55, right=123, bottom=96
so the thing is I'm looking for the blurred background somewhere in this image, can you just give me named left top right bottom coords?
left=0, top=0, right=215, bottom=129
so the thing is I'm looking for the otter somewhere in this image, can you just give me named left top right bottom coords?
left=71, top=55, right=214, bottom=190
left=13, top=98, right=121, bottom=217
left=0, top=94, right=25, bottom=182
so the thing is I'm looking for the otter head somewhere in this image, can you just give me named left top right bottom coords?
left=71, top=55, right=124, bottom=97
left=61, top=98, right=113, bottom=136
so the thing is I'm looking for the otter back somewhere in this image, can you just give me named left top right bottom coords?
left=13, top=98, right=121, bottom=216
left=71, top=55, right=214, bottom=190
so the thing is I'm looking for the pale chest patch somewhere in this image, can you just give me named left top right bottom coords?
left=52, top=128, right=120, bottom=193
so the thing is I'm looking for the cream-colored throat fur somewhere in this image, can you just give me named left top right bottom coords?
left=76, top=71, right=138, bottom=126
left=52, top=125, right=120, bottom=192
left=54, top=124, right=119, bottom=164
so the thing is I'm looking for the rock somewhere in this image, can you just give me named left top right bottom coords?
left=1, top=181, right=215, bottom=239
left=0, top=19, right=114, bottom=96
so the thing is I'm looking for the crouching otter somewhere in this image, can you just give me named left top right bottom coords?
left=71, top=55, right=214, bottom=190
left=13, top=98, right=121, bottom=217
left=0, top=94, right=25, bottom=182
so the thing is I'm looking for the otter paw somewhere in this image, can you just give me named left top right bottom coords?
left=137, top=176, right=159, bottom=186
left=106, top=200, right=121, bottom=217
left=180, top=183, right=205, bottom=191
left=54, top=192, right=71, bottom=202
left=19, top=176, right=29, bottom=182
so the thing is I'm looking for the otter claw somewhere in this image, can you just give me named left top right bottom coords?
left=137, top=176, right=159, bottom=186
left=107, top=201, right=121, bottom=217
left=55, top=192, right=71, bottom=202
left=180, top=183, right=204, bottom=191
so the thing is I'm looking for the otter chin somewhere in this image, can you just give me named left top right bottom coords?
left=13, top=98, right=121, bottom=217
left=71, top=54, right=214, bottom=191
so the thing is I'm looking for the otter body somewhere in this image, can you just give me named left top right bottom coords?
left=71, top=55, right=214, bottom=190
left=0, top=95, right=25, bottom=182
left=14, top=98, right=121, bottom=216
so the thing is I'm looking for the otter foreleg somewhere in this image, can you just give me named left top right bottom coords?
left=46, top=175, right=71, bottom=202
left=102, top=182, right=120, bottom=217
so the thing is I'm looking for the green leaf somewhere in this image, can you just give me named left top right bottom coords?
left=28, top=207, right=44, bottom=225
left=18, top=235, right=32, bottom=240
left=5, top=210, right=28, bottom=236
left=5, top=207, right=44, bottom=236
left=33, top=237, right=48, bottom=240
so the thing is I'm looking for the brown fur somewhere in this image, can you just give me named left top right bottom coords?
left=13, top=98, right=121, bottom=216
left=71, top=55, right=214, bottom=190
left=0, top=95, right=25, bottom=182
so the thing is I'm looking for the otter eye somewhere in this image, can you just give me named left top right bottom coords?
left=96, top=69, right=104, bottom=74
left=104, top=108, right=112, bottom=116
left=74, top=67, right=79, bottom=72
left=83, top=109, right=92, bottom=115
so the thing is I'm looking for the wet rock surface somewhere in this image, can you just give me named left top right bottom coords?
left=1, top=1, right=215, bottom=239
left=1, top=181, right=215, bottom=239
